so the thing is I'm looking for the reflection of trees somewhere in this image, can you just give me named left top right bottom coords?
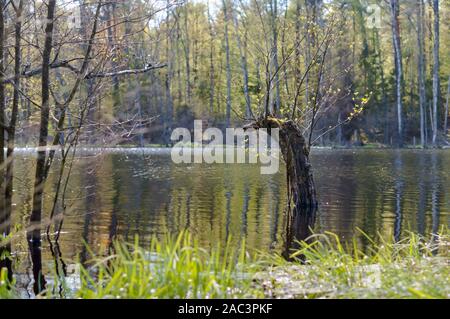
left=241, top=185, right=250, bottom=237
left=283, top=206, right=317, bottom=260
left=312, top=152, right=357, bottom=238
left=163, top=162, right=285, bottom=250
left=79, top=161, right=98, bottom=265
left=270, top=188, right=281, bottom=247
left=430, top=153, right=440, bottom=239
left=393, top=151, right=404, bottom=242
left=28, top=238, right=46, bottom=295
left=4, top=150, right=448, bottom=293
left=417, top=155, right=428, bottom=236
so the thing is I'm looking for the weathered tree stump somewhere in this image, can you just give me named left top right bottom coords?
left=248, top=117, right=318, bottom=258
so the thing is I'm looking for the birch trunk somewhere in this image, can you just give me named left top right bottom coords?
left=207, top=2, right=215, bottom=114
left=231, top=3, right=252, bottom=119
left=165, top=0, right=174, bottom=143
left=270, top=0, right=281, bottom=114
left=431, top=0, right=440, bottom=145
left=184, top=3, right=192, bottom=106
left=417, top=0, right=426, bottom=146
left=444, top=75, right=449, bottom=138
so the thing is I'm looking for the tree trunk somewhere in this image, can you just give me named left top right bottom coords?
left=0, top=0, right=11, bottom=282
left=374, top=29, right=389, bottom=145
left=105, top=2, right=121, bottom=111
left=389, top=0, right=403, bottom=146
left=207, top=2, right=215, bottom=114
left=251, top=117, right=317, bottom=256
left=231, top=4, right=252, bottom=119
left=417, top=0, right=426, bottom=146
left=431, top=0, right=440, bottom=145
left=135, top=83, right=144, bottom=147
left=30, top=0, right=57, bottom=224
left=29, top=0, right=57, bottom=295
left=295, top=0, right=302, bottom=89
left=80, top=1, right=96, bottom=143
left=175, top=12, right=183, bottom=105
left=222, top=0, right=232, bottom=127
left=165, top=0, right=174, bottom=144
left=304, top=0, right=312, bottom=106
left=5, top=0, right=23, bottom=245
left=280, top=4, right=289, bottom=97
left=0, top=0, right=5, bottom=217
left=444, top=75, right=449, bottom=139
left=184, top=3, right=192, bottom=106
left=270, top=0, right=281, bottom=114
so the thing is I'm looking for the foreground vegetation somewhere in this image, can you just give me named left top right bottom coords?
left=1, top=229, right=449, bottom=299
left=257, top=229, right=449, bottom=298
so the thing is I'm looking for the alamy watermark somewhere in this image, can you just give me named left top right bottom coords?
left=170, top=120, right=280, bottom=175
left=361, top=1, right=382, bottom=29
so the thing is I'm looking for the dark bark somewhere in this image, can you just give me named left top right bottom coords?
left=0, top=0, right=5, bottom=216
left=0, top=0, right=11, bottom=282
left=5, top=0, right=22, bottom=184
left=28, top=0, right=57, bottom=295
left=444, top=75, right=449, bottom=138
left=29, top=0, right=57, bottom=246
left=5, top=0, right=23, bottom=253
left=249, top=117, right=317, bottom=257
left=295, top=0, right=302, bottom=88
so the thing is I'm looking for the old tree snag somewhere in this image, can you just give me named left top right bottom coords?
left=247, top=117, right=318, bottom=256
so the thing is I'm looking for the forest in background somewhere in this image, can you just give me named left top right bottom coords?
left=0, top=0, right=448, bottom=149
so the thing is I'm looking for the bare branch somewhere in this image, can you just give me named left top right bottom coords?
left=85, top=63, right=167, bottom=79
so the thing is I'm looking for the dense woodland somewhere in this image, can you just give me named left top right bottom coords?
left=0, top=0, right=448, bottom=149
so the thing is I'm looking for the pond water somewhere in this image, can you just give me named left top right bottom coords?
left=6, top=148, right=450, bottom=295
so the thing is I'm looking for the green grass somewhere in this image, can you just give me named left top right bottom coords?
left=255, top=228, right=449, bottom=298
left=0, top=269, right=16, bottom=299
left=65, top=233, right=261, bottom=299
left=1, top=229, right=449, bottom=299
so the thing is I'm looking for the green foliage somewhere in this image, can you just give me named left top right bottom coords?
left=73, top=233, right=261, bottom=299
left=0, top=268, right=16, bottom=299
left=255, top=228, right=449, bottom=299
left=13, top=229, right=450, bottom=299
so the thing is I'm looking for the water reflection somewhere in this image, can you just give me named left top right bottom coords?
left=4, top=149, right=450, bottom=296
left=430, top=153, right=441, bottom=246
left=27, top=236, right=46, bottom=295
left=283, top=206, right=317, bottom=260
left=393, top=151, right=403, bottom=242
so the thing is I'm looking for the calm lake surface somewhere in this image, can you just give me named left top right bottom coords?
left=8, top=148, right=450, bottom=291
